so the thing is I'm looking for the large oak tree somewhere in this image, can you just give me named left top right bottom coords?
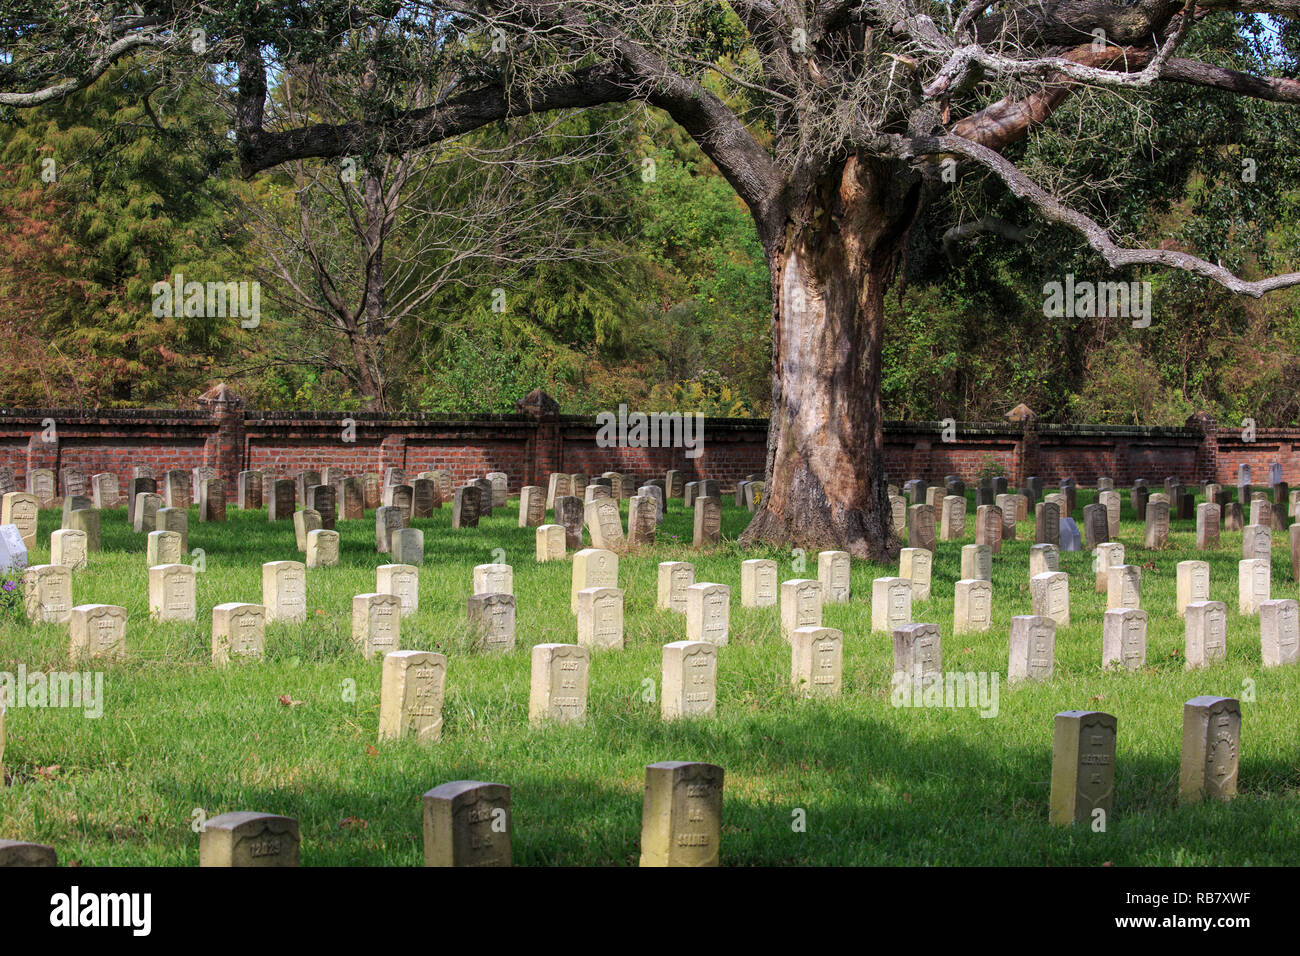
left=5, top=1, right=1300, bottom=558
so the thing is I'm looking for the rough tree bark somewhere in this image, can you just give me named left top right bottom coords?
left=740, top=156, right=922, bottom=561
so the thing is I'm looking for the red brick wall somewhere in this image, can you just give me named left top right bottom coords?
left=2, top=401, right=1297, bottom=499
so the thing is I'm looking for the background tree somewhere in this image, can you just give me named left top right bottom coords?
left=5, top=1, right=1300, bottom=558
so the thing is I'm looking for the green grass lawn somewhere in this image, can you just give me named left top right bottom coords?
left=1, top=489, right=1298, bottom=866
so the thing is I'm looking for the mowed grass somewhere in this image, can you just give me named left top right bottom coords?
left=1, top=489, right=1299, bottom=866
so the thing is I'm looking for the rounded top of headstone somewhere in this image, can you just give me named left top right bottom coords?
left=1005, top=403, right=1036, bottom=423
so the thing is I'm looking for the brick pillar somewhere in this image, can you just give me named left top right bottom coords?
left=1189, top=411, right=1218, bottom=482
left=380, top=433, right=406, bottom=479
left=516, top=390, right=561, bottom=488
left=910, top=438, right=932, bottom=482
left=196, top=383, right=246, bottom=488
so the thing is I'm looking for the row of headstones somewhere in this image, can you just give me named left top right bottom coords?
left=0, top=692, right=1247, bottom=867
left=0, top=761, right=725, bottom=867
left=1051, top=698, right=1241, bottom=827
left=892, top=472, right=1299, bottom=543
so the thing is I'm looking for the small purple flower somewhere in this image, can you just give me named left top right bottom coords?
left=2, top=581, right=15, bottom=592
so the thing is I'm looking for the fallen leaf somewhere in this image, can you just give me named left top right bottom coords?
left=33, top=765, right=61, bottom=780
left=365, top=745, right=379, bottom=757
left=339, top=817, right=368, bottom=829
left=278, top=695, right=305, bottom=707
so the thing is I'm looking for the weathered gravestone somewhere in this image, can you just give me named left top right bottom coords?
left=1176, top=560, right=1210, bottom=616
left=1106, top=564, right=1141, bottom=611
left=571, top=548, right=618, bottom=612
left=0, top=841, right=57, bottom=867
left=692, top=496, right=721, bottom=548
left=127, top=476, right=157, bottom=525
left=145, top=530, right=183, bottom=566
left=657, top=561, right=695, bottom=613
left=1184, top=600, right=1227, bottom=669
left=148, top=564, right=196, bottom=622
left=236, top=470, right=262, bottom=511
left=339, top=477, right=364, bottom=519
left=1008, top=615, right=1055, bottom=683
left=90, top=472, right=121, bottom=509
left=626, top=495, right=657, bottom=547
left=0, top=523, right=27, bottom=574
left=1144, top=500, right=1170, bottom=548
left=211, top=603, right=266, bottom=666
left=1260, top=598, right=1300, bottom=667
left=960, top=544, right=992, bottom=582
left=1242, top=524, right=1271, bottom=560
left=954, top=578, right=993, bottom=634
left=1093, top=542, right=1124, bottom=593
left=69, top=604, right=127, bottom=663
left=1102, top=607, right=1148, bottom=669
left=662, top=641, right=717, bottom=720
left=422, top=781, right=511, bottom=867
left=354, top=593, right=402, bottom=660
left=61, top=494, right=90, bottom=527
left=267, top=480, right=295, bottom=521
left=781, top=579, right=822, bottom=641
left=518, top=486, right=545, bottom=527
left=1082, top=504, right=1108, bottom=552
left=306, top=485, right=335, bottom=529
left=49, top=529, right=87, bottom=570
left=486, top=472, right=509, bottom=509
left=467, top=593, right=516, bottom=652
left=899, top=547, right=932, bottom=601
left=975, top=504, right=1003, bottom=553
left=1030, top=571, right=1070, bottom=627
left=1, top=492, right=39, bottom=549
left=872, top=577, right=913, bottom=634
left=473, top=562, right=513, bottom=596
left=263, top=561, right=307, bottom=624
left=163, top=470, right=190, bottom=509
left=740, top=559, right=778, bottom=607
left=1030, top=543, right=1059, bottom=578
left=529, top=644, right=588, bottom=725
left=892, top=622, right=941, bottom=688
left=638, top=762, right=722, bottom=867
left=1239, top=558, right=1270, bottom=614
left=1034, top=502, right=1059, bottom=546
left=305, top=529, right=340, bottom=568
left=791, top=626, right=842, bottom=698
left=22, top=564, right=71, bottom=624
left=60, top=468, right=88, bottom=499
left=908, top=504, right=937, bottom=552
left=586, top=498, right=627, bottom=551
left=817, top=550, right=851, bottom=603
left=1179, top=696, right=1240, bottom=804
left=294, top=509, right=323, bottom=551
left=576, top=586, right=624, bottom=650
left=379, top=651, right=447, bottom=741
left=26, top=468, right=56, bottom=508
left=199, top=812, right=300, bottom=867
left=685, top=583, right=730, bottom=645
left=1196, top=503, right=1221, bottom=549
left=451, top=487, right=481, bottom=529
left=378, top=564, right=420, bottom=618
left=1049, top=711, right=1116, bottom=826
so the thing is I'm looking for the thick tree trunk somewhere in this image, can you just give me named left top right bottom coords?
left=740, top=156, right=920, bottom=562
